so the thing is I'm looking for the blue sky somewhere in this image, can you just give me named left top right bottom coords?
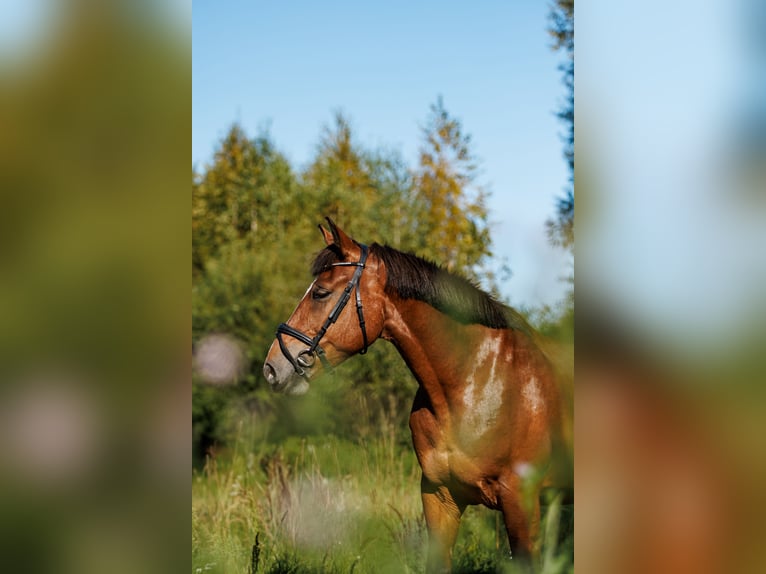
left=193, top=1, right=571, bottom=309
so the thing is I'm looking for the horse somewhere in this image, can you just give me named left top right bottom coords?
left=263, top=218, right=570, bottom=572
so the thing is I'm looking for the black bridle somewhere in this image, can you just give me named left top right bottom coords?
left=275, top=244, right=369, bottom=377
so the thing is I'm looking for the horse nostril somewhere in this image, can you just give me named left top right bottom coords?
left=263, top=363, right=277, bottom=385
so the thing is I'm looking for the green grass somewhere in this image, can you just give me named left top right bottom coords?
left=192, top=427, right=573, bottom=574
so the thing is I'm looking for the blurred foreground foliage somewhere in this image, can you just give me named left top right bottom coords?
left=0, top=1, right=189, bottom=573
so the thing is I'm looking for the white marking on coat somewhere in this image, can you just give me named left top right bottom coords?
left=462, top=336, right=503, bottom=438
left=522, top=376, right=543, bottom=414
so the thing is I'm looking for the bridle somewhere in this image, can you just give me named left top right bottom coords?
left=275, top=244, right=369, bottom=378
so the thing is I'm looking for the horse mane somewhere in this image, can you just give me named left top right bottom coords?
left=311, top=242, right=533, bottom=333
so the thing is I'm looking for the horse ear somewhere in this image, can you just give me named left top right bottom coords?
left=323, top=217, right=358, bottom=257
left=318, top=223, right=334, bottom=246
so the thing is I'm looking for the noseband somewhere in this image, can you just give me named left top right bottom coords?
left=275, top=244, right=369, bottom=377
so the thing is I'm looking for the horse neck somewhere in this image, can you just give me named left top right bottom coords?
left=382, top=297, right=490, bottom=417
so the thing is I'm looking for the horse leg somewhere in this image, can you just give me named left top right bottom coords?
left=421, top=478, right=465, bottom=574
left=498, top=474, right=541, bottom=571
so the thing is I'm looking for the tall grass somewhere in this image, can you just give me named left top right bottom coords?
left=192, top=417, right=573, bottom=574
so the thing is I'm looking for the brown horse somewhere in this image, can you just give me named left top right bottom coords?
left=263, top=219, right=569, bottom=572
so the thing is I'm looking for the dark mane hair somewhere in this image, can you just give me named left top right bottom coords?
left=310, top=244, right=344, bottom=275
left=310, top=242, right=532, bottom=333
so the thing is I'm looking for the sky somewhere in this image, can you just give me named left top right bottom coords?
left=193, top=0, right=571, bottom=309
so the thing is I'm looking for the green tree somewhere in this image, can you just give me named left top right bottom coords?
left=546, top=0, right=574, bottom=250
left=192, top=123, right=299, bottom=274
left=192, top=125, right=310, bottom=460
left=413, top=97, right=492, bottom=279
left=302, top=112, right=420, bottom=251
left=192, top=124, right=322, bottom=357
left=303, top=112, right=377, bottom=225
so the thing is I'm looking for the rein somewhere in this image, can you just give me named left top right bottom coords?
left=275, top=244, right=369, bottom=377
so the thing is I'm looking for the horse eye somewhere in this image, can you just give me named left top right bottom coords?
left=312, top=287, right=331, bottom=300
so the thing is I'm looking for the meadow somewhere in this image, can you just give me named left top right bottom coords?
left=192, top=399, right=573, bottom=574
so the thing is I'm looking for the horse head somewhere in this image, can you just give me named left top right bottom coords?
left=263, top=219, right=387, bottom=394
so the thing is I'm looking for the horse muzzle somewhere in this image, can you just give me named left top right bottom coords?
left=263, top=360, right=311, bottom=395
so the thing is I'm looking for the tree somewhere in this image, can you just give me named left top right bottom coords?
left=302, top=113, right=377, bottom=225
left=546, top=0, right=574, bottom=250
left=192, top=123, right=299, bottom=274
left=414, top=97, right=492, bottom=279
left=302, top=112, right=419, bottom=252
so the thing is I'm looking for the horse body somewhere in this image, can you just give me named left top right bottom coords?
left=263, top=219, right=567, bottom=572
left=385, top=298, right=561, bottom=567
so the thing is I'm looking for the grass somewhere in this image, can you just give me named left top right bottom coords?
left=192, top=422, right=573, bottom=574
